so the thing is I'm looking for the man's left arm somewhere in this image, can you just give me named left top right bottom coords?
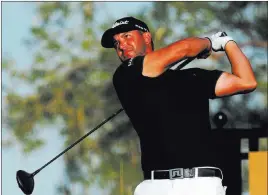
left=212, top=35, right=257, bottom=97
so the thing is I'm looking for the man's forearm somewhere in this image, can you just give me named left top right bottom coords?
left=178, top=37, right=211, bottom=58
left=225, top=41, right=257, bottom=86
left=143, top=36, right=211, bottom=77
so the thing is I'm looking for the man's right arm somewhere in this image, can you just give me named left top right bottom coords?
left=142, top=37, right=211, bottom=77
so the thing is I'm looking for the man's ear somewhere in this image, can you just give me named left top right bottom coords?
left=142, top=32, right=152, bottom=45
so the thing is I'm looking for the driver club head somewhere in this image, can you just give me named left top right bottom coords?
left=16, top=170, right=34, bottom=195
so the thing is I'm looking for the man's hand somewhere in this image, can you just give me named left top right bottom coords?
left=209, top=32, right=234, bottom=52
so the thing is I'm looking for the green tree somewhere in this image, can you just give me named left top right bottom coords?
left=4, top=2, right=112, bottom=194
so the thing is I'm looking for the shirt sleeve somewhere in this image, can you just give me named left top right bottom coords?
left=195, top=68, right=224, bottom=99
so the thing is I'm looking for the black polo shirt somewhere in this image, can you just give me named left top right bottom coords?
left=113, top=55, right=223, bottom=172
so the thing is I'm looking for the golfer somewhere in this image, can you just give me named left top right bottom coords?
left=101, top=17, right=257, bottom=195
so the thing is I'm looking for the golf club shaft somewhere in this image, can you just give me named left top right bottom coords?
left=172, top=57, right=196, bottom=70
left=177, top=57, right=195, bottom=70
left=31, top=108, right=124, bottom=177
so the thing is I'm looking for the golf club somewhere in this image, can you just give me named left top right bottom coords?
left=16, top=108, right=124, bottom=194
left=16, top=55, right=199, bottom=194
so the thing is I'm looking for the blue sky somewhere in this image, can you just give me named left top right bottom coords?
left=2, top=2, right=150, bottom=195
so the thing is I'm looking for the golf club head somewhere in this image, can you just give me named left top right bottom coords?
left=16, top=170, right=34, bottom=195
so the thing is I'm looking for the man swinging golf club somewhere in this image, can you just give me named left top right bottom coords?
left=16, top=16, right=257, bottom=195
left=101, top=16, right=257, bottom=195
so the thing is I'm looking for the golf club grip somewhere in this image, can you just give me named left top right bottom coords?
left=31, top=108, right=124, bottom=177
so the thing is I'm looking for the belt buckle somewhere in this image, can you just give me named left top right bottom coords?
left=169, top=168, right=184, bottom=179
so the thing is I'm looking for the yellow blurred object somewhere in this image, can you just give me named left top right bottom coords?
left=249, top=151, right=268, bottom=195
left=155, top=27, right=166, bottom=41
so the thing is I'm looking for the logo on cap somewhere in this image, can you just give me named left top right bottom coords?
left=112, top=20, right=129, bottom=28
left=135, top=24, right=148, bottom=32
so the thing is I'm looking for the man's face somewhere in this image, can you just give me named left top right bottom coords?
left=113, top=30, right=147, bottom=61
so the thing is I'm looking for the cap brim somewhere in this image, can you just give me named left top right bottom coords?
left=101, top=26, right=136, bottom=48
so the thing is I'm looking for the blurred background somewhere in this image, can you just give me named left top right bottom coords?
left=2, top=2, right=267, bottom=195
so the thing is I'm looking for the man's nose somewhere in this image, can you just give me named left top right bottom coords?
left=119, top=40, right=127, bottom=50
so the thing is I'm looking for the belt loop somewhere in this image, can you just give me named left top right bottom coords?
left=151, top=171, right=154, bottom=180
left=194, top=167, right=198, bottom=178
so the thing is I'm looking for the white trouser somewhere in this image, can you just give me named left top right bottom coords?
left=134, top=167, right=227, bottom=195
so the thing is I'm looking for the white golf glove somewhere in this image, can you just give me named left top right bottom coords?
left=208, top=32, right=234, bottom=52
